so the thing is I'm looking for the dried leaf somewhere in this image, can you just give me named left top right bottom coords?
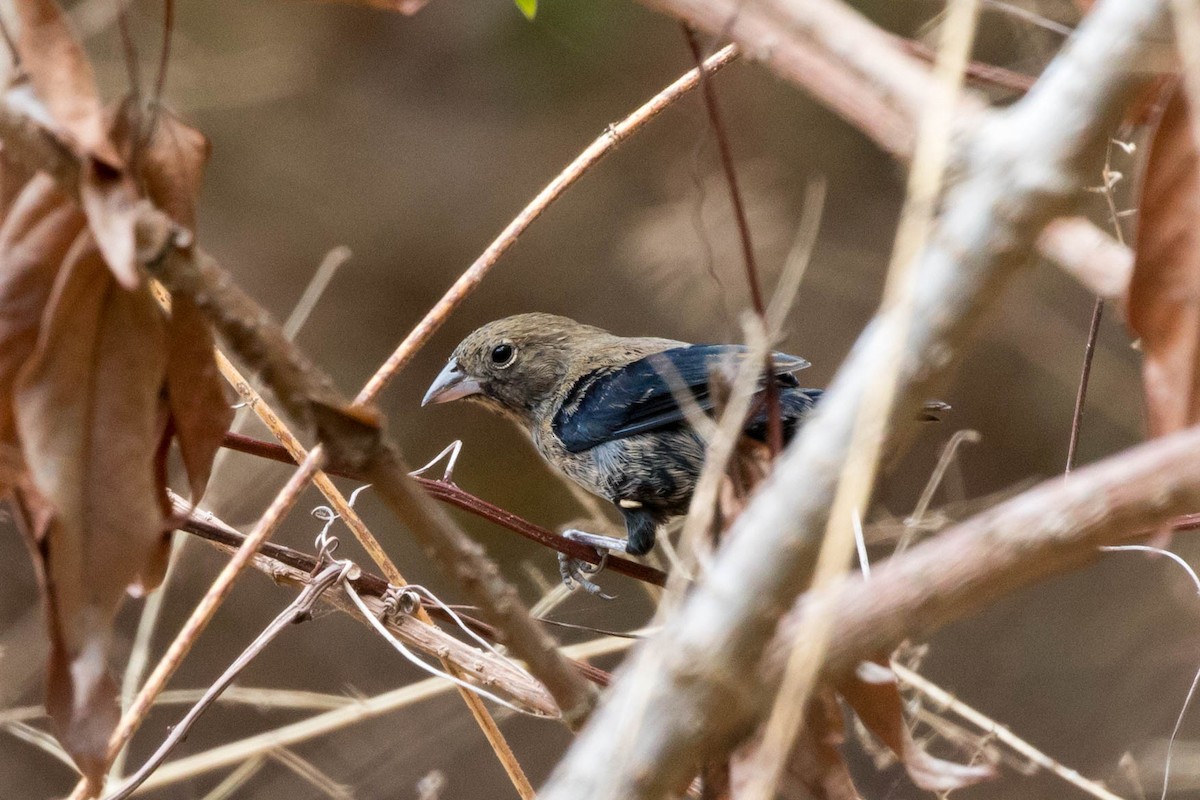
left=133, top=110, right=231, bottom=502
left=163, top=295, right=231, bottom=502
left=138, top=111, right=211, bottom=229
left=0, top=144, right=36, bottom=219
left=838, top=660, right=996, bottom=792
left=79, top=158, right=141, bottom=290
left=14, top=233, right=169, bottom=782
left=1128, top=84, right=1200, bottom=436
left=731, top=689, right=860, bottom=800
left=12, top=0, right=119, bottom=165
left=0, top=174, right=84, bottom=450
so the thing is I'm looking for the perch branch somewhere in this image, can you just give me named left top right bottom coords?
left=218, top=431, right=669, bottom=586
left=635, top=0, right=1136, bottom=302
left=538, top=1, right=1168, bottom=797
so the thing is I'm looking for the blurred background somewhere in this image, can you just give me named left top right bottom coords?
left=3, top=0, right=1198, bottom=797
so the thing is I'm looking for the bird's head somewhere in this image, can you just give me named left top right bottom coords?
left=422, top=313, right=607, bottom=425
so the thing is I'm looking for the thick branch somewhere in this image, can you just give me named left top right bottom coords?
left=638, top=0, right=1135, bottom=301
left=803, top=425, right=1200, bottom=681
left=539, top=1, right=1167, bottom=797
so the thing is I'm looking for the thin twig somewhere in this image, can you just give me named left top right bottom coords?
left=892, top=663, right=1125, bottom=800
left=101, top=562, right=352, bottom=800
left=1067, top=144, right=1128, bottom=472
left=354, top=44, right=739, bottom=406
left=681, top=26, right=782, bottom=454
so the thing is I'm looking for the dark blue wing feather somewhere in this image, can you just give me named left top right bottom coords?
left=553, top=344, right=818, bottom=453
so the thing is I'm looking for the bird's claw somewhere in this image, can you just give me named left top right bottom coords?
left=558, top=529, right=624, bottom=600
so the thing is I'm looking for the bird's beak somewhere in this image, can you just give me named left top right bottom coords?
left=422, top=359, right=484, bottom=406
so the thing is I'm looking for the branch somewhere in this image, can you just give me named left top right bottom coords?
left=174, top=500, right=581, bottom=714
left=218, top=431, right=669, bottom=587
left=538, top=1, right=1167, bottom=797
left=637, top=0, right=1135, bottom=301
left=354, top=43, right=739, bottom=405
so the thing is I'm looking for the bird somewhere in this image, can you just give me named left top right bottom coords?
left=421, top=312, right=824, bottom=594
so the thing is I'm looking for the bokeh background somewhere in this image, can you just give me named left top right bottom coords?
left=3, top=0, right=1199, bottom=797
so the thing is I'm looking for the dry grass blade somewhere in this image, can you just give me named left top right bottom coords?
left=892, top=663, right=1126, bottom=800
left=131, top=632, right=642, bottom=795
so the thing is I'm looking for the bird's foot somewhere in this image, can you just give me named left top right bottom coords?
left=557, top=529, right=626, bottom=599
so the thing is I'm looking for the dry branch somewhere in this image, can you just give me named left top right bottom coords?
left=178, top=501, right=559, bottom=716
left=636, top=0, right=1136, bottom=302
left=538, top=1, right=1169, bottom=797
left=218, top=431, right=669, bottom=586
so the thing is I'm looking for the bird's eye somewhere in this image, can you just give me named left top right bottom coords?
left=490, top=343, right=516, bottom=367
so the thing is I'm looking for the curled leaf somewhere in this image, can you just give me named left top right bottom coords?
left=131, top=110, right=232, bottom=502
left=1128, top=83, right=1200, bottom=436
left=13, top=0, right=119, bottom=166
left=838, top=660, right=997, bottom=792
left=0, top=174, right=84, bottom=450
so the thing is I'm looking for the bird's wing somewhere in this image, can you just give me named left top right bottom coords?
left=553, top=344, right=811, bottom=453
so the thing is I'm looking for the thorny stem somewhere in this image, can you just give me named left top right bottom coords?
left=97, top=452, right=322, bottom=782
left=175, top=498, right=614, bottom=689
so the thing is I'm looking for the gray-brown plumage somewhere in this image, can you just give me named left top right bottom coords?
left=422, top=314, right=821, bottom=579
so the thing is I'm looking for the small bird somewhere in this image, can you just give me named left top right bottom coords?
left=422, top=313, right=822, bottom=593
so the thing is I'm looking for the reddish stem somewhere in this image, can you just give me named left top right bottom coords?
left=219, top=431, right=668, bottom=587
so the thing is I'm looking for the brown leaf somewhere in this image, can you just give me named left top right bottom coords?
left=731, top=689, right=860, bottom=800
left=1128, top=84, right=1200, bottom=436
left=13, top=232, right=169, bottom=782
left=138, top=110, right=211, bottom=229
left=163, top=295, right=231, bottom=502
left=79, top=158, right=142, bottom=290
left=838, top=660, right=996, bottom=792
left=0, top=143, right=36, bottom=219
left=133, top=110, right=231, bottom=502
left=12, top=0, right=119, bottom=166
left=0, top=174, right=84, bottom=450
